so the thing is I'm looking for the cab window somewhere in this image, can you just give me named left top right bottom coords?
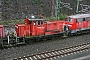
left=68, top=18, right=72, bottom=22
left=29, top=21, right=32, bottom=24
left=77, top=18, right=83, bottom=22
left=83, top=18, right=85, bottom=21
left=86, top=17, right=90, bottom=21
left=38, top=20, right=43, bottom=25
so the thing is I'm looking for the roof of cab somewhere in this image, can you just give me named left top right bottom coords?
left=68, top=14, right=90, bottom=18
left=28, top=18, right=45, bottom=21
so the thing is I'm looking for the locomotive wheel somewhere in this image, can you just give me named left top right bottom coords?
left=35, top=37, right=40, bottom=42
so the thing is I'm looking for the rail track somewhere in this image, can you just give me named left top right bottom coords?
left=12, top=42, right=90, bottom=60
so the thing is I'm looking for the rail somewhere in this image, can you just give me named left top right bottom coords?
left=12, top=42, right=90, bottom=60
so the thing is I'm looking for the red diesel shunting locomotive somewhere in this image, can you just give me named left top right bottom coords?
left=0, top=14, right=90, bottom=47
left=15, top=18, right=64, bottom=37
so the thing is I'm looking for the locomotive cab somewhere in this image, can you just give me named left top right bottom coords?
left=66, top=17, right=77, bottom=30
left=25, top=18, right=45, bottom=36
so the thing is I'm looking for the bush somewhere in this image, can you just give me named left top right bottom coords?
left=0, top=19, right=24, bottom=25
left=49, top=17, right=56, bottom=20
left=59, top=14, right=67, bottom=20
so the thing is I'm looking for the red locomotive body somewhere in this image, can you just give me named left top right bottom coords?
left=45, top=20, right=64, bottom=35
left=66, top=14, right=90, bottom=33
left=15, top=24, right=30, bottom=37
left=15, top=18, right=65, bottom=37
